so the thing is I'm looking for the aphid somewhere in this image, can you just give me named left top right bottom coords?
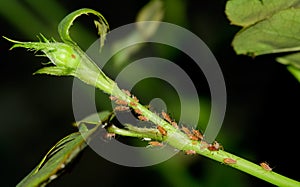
left=223, top=158, right=237, bottom=164
left=115, top=99, right=128, bottom=105
left=181, top=126, right=198, bottom=140
left=157, top=125, right=167, bottom=136
left=188, top=135, right=199, bottom=141
left=260, top=162, right=272, bottom=171
left=162, top=111, right=172, bottom=123
left=122, top=89, right=131, bottom=96
left=200, top=141, right=210, bottom=149
left=129, top=101, right=137, bottom=107
left=114, top=106, right=130, bottom=112
left=105, top=133, right=116, bottom=139
left=138, top=115, right=148, bottom=121
left=192, top=129, right=203, bottom=140
left=132, top=95, right=139, bottom=103
left=109, top=95, right=117, bottom=101
left=148, top=141, right=163, bottom=147
left=185, top=150, right=196, bottom=155
left=207, top=141, right=223, bottom=151
left=181, top=126, right=192, bottom=136
left=71, top=54, right=76, bottom=59
left=134, top=109, right=143, bottom=115
left=171, top=121, right=179, bottom=129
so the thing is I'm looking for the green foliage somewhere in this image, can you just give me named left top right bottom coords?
left=226, top=0, right=300, bottom=82
left=5, top=3, right=300, bottom=187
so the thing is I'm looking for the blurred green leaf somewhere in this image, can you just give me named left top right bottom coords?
left=136, top=0, right=164, bottom=38
left=277, top=52, right=300, bottom=69
left=110, top=0, right=165, bottom=67
left=288, top=66, right=300, bottom=82
left=226, top=0, right=300, bottom=82
left=229, top=8, right=300, bottom=56
left=226, top=0, right=300, bottom=27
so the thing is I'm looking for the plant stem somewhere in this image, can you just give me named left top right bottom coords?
left=106, top=122, right=299, bottom=187
left=17, top=36, right=298, bottom=186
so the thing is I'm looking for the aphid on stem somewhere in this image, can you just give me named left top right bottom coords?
left=207, top=141, right=223, bottom=151
left=223, top=158, right=237, bottom=164
left=122, top=89, right=131, bottom=96
left=109, top=95, right=117, bottom=101
left=192, top=129, right=203, bottom=140
left=171, top=121, right=179, bottom=129
left=134, top=109, right=142, bottom=115
left=129, top=101, right=137, bottom=107
left=200, top=141, right=209, bottom=149
left=115, top=99, right=128, bottom=105
left=260, top=162, right=272, bottom=171
left=157, top=125, right=167, bottom=136
left=185, top=150, right=196, bottom=155
left=114, top=106, right=130, bottom=112
left=189, top=135, right=199, bottom=141
left=181, top=126, right=192, bottom=136
left=148, top=141, right=163, bottom=147
left=132, top=95, right=139, bottom=103
left=162, top=111, right=172, bottom=123
left=138, top=115, right=148, bottom=121
left=181, top=126, right=198, bottom=141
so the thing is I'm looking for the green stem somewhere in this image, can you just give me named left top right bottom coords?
left=106, top=122, right=299, bottom=187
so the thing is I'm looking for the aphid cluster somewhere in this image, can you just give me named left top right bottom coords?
left=161, top=111, right=178, bottom=129
left=181, top=126, right=204, bottom=141
left=110, top=89, right=148, bottom=121
left=110, top=94, right=129, bottom=112
left=160, top=111, right=224, bottom=154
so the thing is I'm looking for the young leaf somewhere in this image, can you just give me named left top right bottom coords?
left=58, top=8, right=109, bottom=50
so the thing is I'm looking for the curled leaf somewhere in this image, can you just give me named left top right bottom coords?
left=58, top=8, right=109, bottom=50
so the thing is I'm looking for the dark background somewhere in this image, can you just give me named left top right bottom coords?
left=0, top=0, right=299, bottom=186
